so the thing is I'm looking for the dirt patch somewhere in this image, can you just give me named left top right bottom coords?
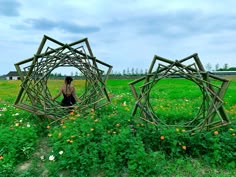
left=15, top=137, right=51, bottom=175
left=17, top=160, right=31, bottom=172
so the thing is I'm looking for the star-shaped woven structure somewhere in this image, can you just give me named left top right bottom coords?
left=129, top=53, right=230, bottom=131
left=14, top=35, right=112, bottom=119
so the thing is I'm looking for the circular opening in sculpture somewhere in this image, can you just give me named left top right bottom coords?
left=149, top=78, right=203, bottom=126
left=47, top=67, right=86, bottom=106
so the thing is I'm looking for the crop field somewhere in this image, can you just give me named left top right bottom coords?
left=0, top=78, right=236, bottom=176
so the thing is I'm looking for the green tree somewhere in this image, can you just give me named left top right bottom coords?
left=223, top=63, right=229, bottom=70
left=215, top=63, right=219, bottom=71
left=205, top=63, right=212, bottom=71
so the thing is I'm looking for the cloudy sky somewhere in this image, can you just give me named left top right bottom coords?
left=1, top=0, right=236, bottom=75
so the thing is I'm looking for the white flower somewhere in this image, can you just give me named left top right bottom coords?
left=123, top=101, right=127, bottom=106
left=15, top=113, right=19, bottom=116
left=59, top=151, right=63, bottom=155
left=27, top=123, right=30, bottom=127
left=19, top=119, right=23, bottom=123
left=0, top=114, right=2, bottom=116
left=0, top=107, right=7, bottom=111
left=40, top=155, right=45, bottom=160
left=49, top=155, right=55, bottom=161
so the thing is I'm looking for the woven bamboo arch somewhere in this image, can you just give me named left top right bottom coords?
left=129, top=53, right=230, bottom=131
left=14, top=35, right=112, bottom=119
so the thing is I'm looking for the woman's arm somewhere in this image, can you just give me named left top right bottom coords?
left=72, top=86, right=81, bottom=102
left=51, top=87, right=62, bottom=100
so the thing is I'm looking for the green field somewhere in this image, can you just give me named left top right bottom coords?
left=0, top=78, right=235, bottom=176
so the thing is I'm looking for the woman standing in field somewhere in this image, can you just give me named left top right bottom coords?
left=51, top=76, right=80, bottom=106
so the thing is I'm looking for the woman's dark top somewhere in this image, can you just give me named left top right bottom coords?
left=61, top=93, right=76, bottom=106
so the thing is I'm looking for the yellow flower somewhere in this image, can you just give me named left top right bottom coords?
left=214, top=131, right=219, bottom=135
left=125, top=107, right=129, bottom=111
left=90, top=128, right=94, bottom=131
left=58, top=132, right=62, bottom=138
left=66, top=139, right=73, bottom=143
left=160, top=136, right=165, bottom=140
left=176, top=128, right=180, bottom=132
left=182, top=145, right=187, bottom=150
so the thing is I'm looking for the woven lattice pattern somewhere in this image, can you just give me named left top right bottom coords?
left=129, top=53, right=230, bottom=131
left=14, top=35, right=112, bottom=119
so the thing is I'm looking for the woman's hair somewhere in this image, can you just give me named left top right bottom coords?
left=65, top=76, right=73, bottom=85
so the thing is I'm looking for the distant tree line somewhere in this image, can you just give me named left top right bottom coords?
left=205, top=63, right=236, bottom=71
left=49, top=67, right=148, bottom=80
left=48, top=64, right=236, bottom=80
left=49, top=72, right=84, bottom=80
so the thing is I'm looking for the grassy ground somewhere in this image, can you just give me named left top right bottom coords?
left=0, top=77, right=235, bottom=176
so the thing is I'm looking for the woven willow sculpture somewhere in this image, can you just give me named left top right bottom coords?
left=14, top=35, right=112, bottom=119
left=129, top=53, right=230, bottom=131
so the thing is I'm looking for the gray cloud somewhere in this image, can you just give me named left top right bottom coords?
left=60, top=22, right=100, bottom=33
left=13, top=18, right=100, bottom=34
left=0, top=0, right=21, bottom=16
left=104, top=10, right=236, bottom=39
